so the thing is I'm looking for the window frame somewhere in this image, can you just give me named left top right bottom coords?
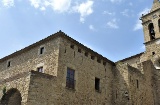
left=66, top=68, right=75, bottom=89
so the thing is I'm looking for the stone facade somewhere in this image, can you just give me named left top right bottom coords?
left=1, top=1, right=160, bottom=105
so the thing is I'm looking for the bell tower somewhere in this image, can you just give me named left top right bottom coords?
left=141, top=0, right=160, bottom=57
left=141, top=0, right=160, bottom=43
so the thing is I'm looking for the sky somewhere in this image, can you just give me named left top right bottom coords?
left=0, top=0, right=154, bottom=62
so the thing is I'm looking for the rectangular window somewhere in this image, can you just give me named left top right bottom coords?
left=40, top=47, right=44, bottom=54
left=95, top=77, right=100, bottom=91
left=66, top=68, right=75, bottom=89
left=37, top=67, right=43, bottom=73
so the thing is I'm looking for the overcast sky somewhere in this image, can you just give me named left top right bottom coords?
left=0, top=0, right=154, bottom=62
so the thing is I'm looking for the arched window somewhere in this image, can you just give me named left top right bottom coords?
left=148, top=23, right=155, bottom=40
left=0, top=88, right=22, bottom=105
left=158, top=19, right=160, bottom=32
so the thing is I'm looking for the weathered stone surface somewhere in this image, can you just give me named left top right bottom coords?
left=1, top=1, right=160, bottom=105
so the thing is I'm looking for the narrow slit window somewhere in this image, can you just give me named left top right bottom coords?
left=158, top=19, right=160, bottom=32
left=103, top=61, right=106, bottom=66
left=136, top=79, right=139, bottom=89
left=95, top=77, right=100, bottom=91
left=7, top=61, right=11, bottom=67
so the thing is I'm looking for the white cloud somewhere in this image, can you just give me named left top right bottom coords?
left=49, top=0, right=71, bottom=12
left=2, top=0, right=14, bottom=7
left=110, top=0, right=123, bottom=3
left=29, top=0, right=71, bottom=13
left=121, top=9, right=129, bottom=17
left=133, top=8, right=150, bottom=31
left=40, top=6, right=46, bottom=11
left=29, top=0, right=94, bottom=22
left=107, top=19, right=119, bottom=29
left=29, top=0, right=41, bottom=8
left=74, top=0, right=94, bottom=23
left=103, top=11, right=115, bottom=16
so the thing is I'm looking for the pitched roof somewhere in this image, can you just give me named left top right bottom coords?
left=117, top=52, right=144, bottom=62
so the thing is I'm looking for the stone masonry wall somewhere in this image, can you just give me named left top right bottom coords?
left=54, top=37, right=114, bottom=105
left=0, top=36, right=60, bottom=78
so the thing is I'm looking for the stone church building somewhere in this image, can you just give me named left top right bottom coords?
left=0, top=0, right=160, bottom=105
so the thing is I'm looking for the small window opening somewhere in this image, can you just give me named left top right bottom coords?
left=70, top=45, right=74, bottom=49
left=40, top=47, right=44, bottom=54
left=97, top=59, right=101, bottom=63
left=78, top=48, right=81, bottom=53
left=37, top=67, right=43, bottom=73
left=74, top=51, right=75, bottom=57
left=103, top=61, right=106, bottom=66
left=148, top=23, right=155, bottom=40
left=64, top=48, right=66, bottom=53
left=7, top=61, right=11, bottom=67
left=136, top=79, right=139, bottom=89
left=95, top=77, right=100, bottom=91
left=152, top=52, right=155, bottom=55
left=91, top=55, right=95, bottom=60
left=85, top=52, right=88, bottom=57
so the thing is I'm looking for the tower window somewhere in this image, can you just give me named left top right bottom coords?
left=95, top=77, right=100, bottom=91
left=148, top=23, right=155, bottom=40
